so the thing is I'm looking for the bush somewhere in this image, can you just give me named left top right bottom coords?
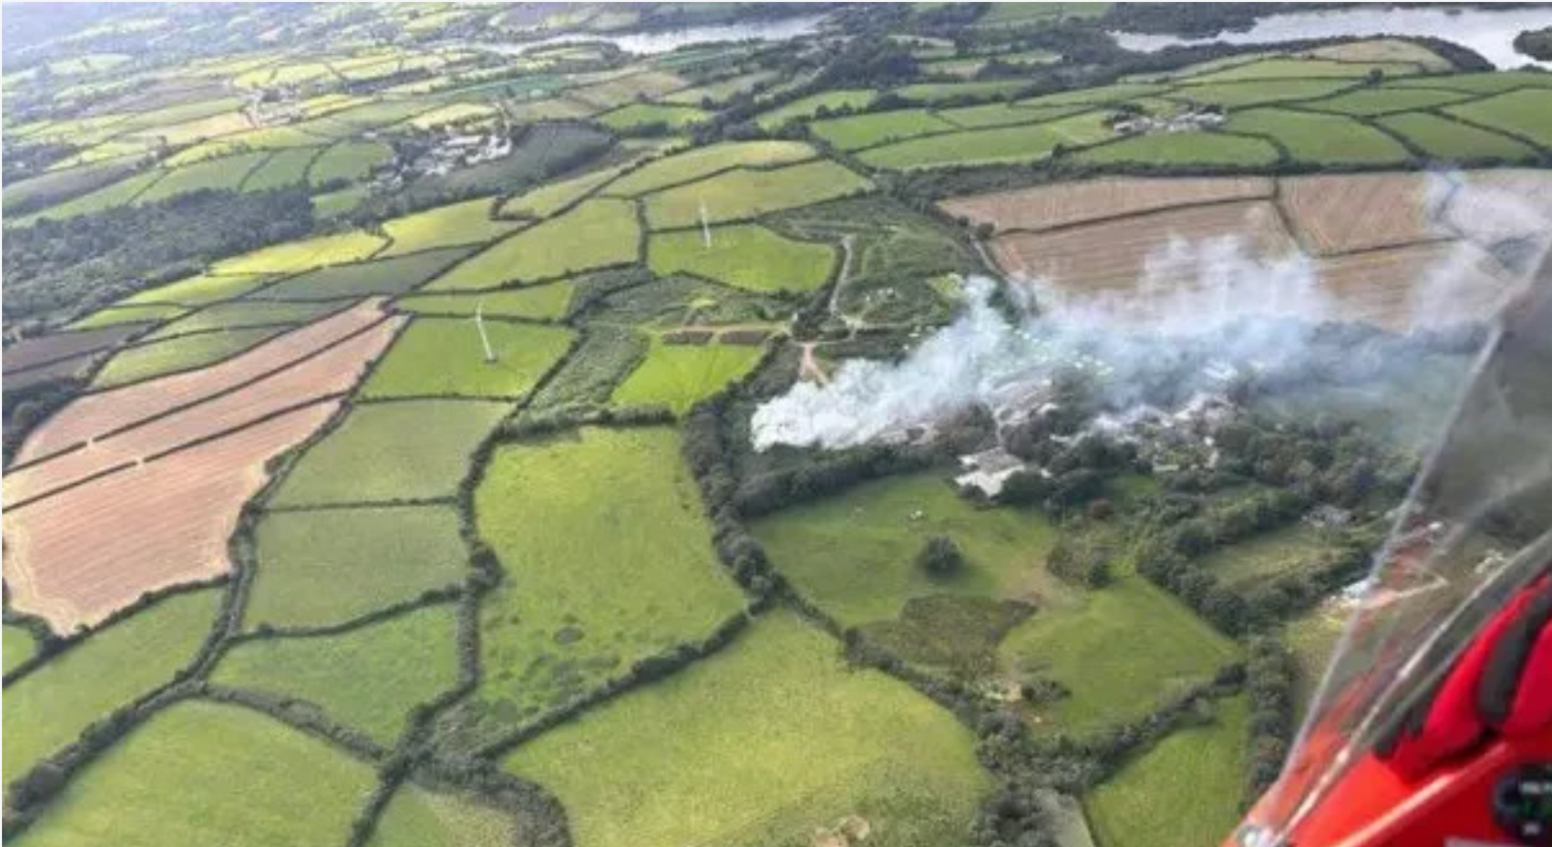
left=918, top=535, right=965, bottom=578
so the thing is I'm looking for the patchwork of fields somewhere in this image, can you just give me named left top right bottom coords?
left=5, top=12, right=1551, bottom=847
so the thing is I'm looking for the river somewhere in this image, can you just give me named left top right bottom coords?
left=1110, top=5, right=1552, bottom=70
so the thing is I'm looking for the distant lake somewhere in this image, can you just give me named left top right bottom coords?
left=1110, top=5, right=1552, bottom=70
left=483, top=13, right=829, bottom=57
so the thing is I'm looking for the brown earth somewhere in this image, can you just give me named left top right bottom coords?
left=938, top=176, right=1274, bottom=233
left=3, top=400, right=340, bottom=632
left=989, top=199, right=1298, bottom=291
left=15, top=298, right=388, bottom=464
left=5, top=316, right=404, bottom=505
left=3, top=324, right=147, bottom=372
left=1315, top=241, right=1516, bottom=332
left=1279, top=172, right=1453, bottom=256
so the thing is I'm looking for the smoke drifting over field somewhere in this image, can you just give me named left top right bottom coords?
left=752, top=174, right=1549, bottom=452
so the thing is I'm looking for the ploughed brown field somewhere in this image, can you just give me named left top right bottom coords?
left=954, top=171, right=1538, bottom=331
left=3, top=401, right=340, bottom=632
left=939, top=176, right=1274, bottom=233
left=15, top=299, right=389, bottom=465
left=5, top=316, right=404, bottom=505
left=1279, top=172, right=1453, bottom=256
left=989, top=200, right=1298, bottom=291
left=1316, top=241, right=1515, bottom=331
left=2, top=324, right=147, bottom=375
left=2, top=300, right=403, bottom=633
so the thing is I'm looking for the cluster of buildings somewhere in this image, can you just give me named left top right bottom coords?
left=1109, top=106, right=1226, bottom=137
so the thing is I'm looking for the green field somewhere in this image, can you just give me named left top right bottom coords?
left=505, top=610, right=990, bottom=847
left=662, top=69, right=778, bottom=106
left=309, top=139, right=396, bottom=185
left=1377, top=112, right=1536, bottom=161
left=213, top=231, right=388, bottom=275
left=1072, top=131, right=1281, bottom=167
left=809, top=108, right=956, bottom=151
left=893, top=79, right=1032, bottom=103
left=1198, top=525, right=1338, bottom=594
left=3, top=589, right=219, bottom=783
left=213, top=604, right=458, bottom=744
left=1184, top=57, right=1418, bottom=83
left=643, top=160, right=871, bottom=229
left=1284, top=605, right=1346, bottom=720
left=752, top=473, right=1064, bottom=626
left=379, top=198, right=526, bottom=257
left=456, top=427, right=745, bottom=738
left=18, top=701, right=374, bottom=847
left=271, top=400, right=508, bottom=506
left=998, top=576, right=1240, bottom=732
left=603, top=140, right=816, bottom=196
left=499, top=165, right=627, bottom=219
left=647, top=223, right=835, bottom=293
left=242, top=148, right=323, bottom=191
left=424, top=198, right=640, bottom=289
left=1390, top=69, right=1552, bottom=94
left=20, top=169, right=163, bottom=221
left=597, top=102, right=709, bottom=132
left=1302, top=85, right=1474, bottom=116
left=754, top=89, right=878, bottom=130
left=1018, top=82, right=1170, bottom=109
left=368, top=783, right=518, bottom=847
left=858, top=111, right=1113, bottom=170
left=244, top=505, right=470, bottom=629
left=92, top=326, right=288, bottom=388
left=610, top=335, right=765, bottom=414
left=146, top=299, right=339, bottom=339
left=120, top=272, right=275, bottom=307
left=253, top=248, right=475, bottom=300
left=395, top=282, right=575, bottom=320
left=70, top=303, right=189, bottom=330
left=1085, top=696, right=1250, bottom=847
left=135, top=152, right=271, bottom=204
left=1445, top=88, right=1552, bottom=148
left=4, top=624, right=36, bottom=675
left=1225, top=108, right=1412, bottom=165
left=1169, top=78, right=1355, bottom=109
left=363, top=317, right=573, bottom=399
left=937, top=102, right=1085, bottom=129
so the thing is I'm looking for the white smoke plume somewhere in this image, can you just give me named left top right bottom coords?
left=752, top=174, right=1550, bottom=453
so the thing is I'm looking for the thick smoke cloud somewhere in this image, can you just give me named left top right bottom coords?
left=751, top=173, right=1549, bottom=452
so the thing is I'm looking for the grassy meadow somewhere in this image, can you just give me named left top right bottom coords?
left=271, top=400, right=508, bottom=506
left=244, top=505, right=469, bottom=629
left=213, top=604, right=459, bottom=744
left=505, top=611, right=990, bottom=847
left=647, top=223, right=836, bottom=293
left=362, top=318, right=574, bottom=399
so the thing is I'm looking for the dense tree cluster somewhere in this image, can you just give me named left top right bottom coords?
left=1515, top=27, right=1552, bottom=61
left=4, top=187, right=314, bottom=330
left=1244, top=637, right=1296, bottom=799
left=1214, top=416, right=1411, bottom=508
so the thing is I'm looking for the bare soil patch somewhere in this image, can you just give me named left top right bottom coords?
left=3, top=324, right=146, bottom=372
left=6, top=316, right=403, bottom=504
left=1314, top=240, right=1515, bottom=332
left=1279, top=172, right=1452, bottom=256
left=4, top=400, right=340, bottom=631
left=15, top=299, right=387, bottom=463
left=939, top=176, right=1274, bottom=233
left=990, top=200, right=1297, bottom=292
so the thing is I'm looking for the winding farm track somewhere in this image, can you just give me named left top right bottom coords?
left=2, top=299, right=405, bottom=632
